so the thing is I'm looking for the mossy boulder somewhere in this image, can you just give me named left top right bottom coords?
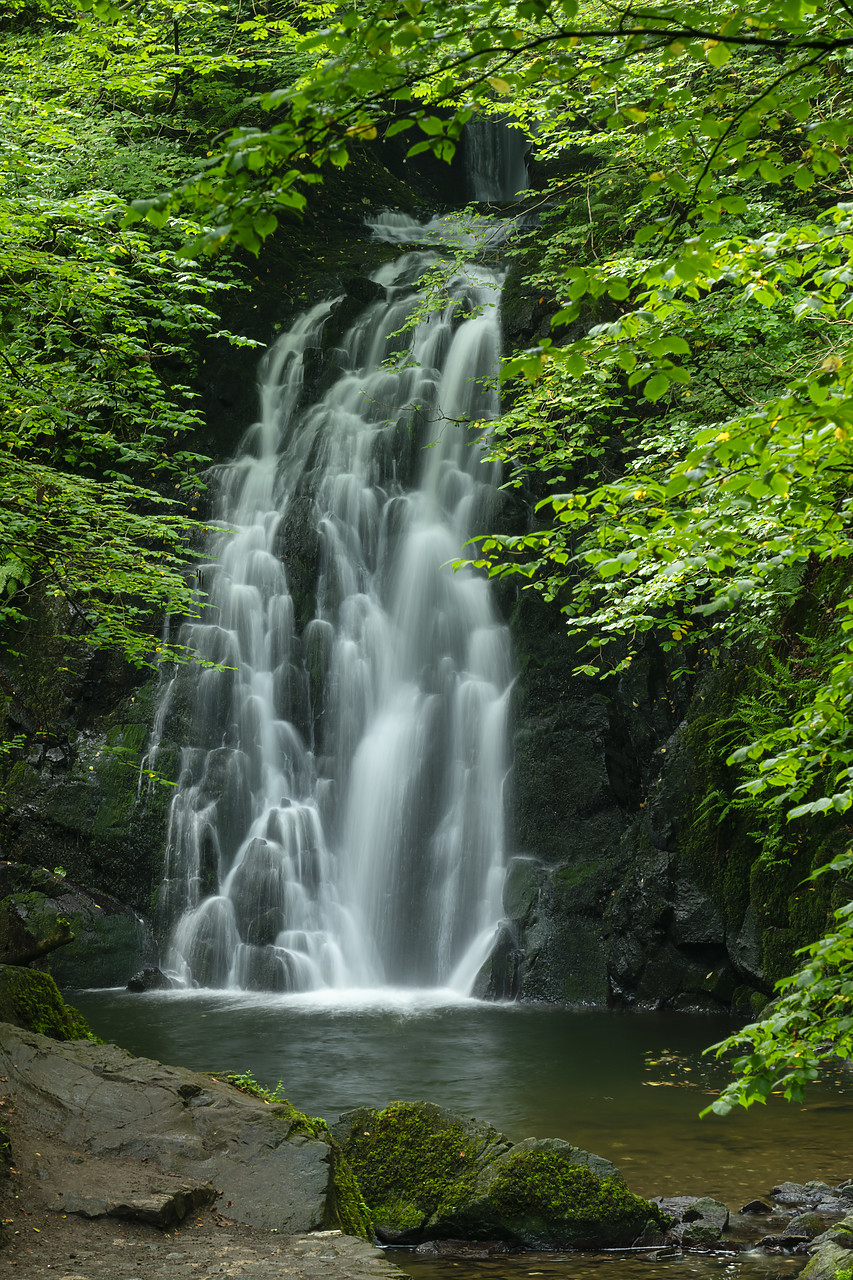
left=332, top=1101, right=663, bottom=1248
left=799, top=1214, right=853, bottom=1280
left=0, top=965, right=94, bottom=1040
left=332, top=1101, right=510, bottom=1240
left=453, top=1141, right=665, bottom=1248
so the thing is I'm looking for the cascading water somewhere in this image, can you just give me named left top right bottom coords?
left=465, top=116, right=529, bottom=203
left=157, top=136, right=524, bottom=997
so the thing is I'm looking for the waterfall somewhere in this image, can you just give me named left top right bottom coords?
left=465, top=116, right=529, bottom=202
left=157, top=205, right=516, bottom=996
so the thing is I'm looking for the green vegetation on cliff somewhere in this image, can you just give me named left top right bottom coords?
left=0, top=0, right=329, bottom=673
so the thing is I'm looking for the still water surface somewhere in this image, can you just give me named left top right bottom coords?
left=71, top=990, right=852, bottom=1205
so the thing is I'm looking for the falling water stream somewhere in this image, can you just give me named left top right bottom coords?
left=157, top=176, right=521, bottom=995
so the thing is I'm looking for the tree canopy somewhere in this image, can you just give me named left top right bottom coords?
left=0, top=0, right=310, bottom=666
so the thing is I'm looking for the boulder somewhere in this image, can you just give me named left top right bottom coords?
left=800, top=1213, right=853, bottom=1280
left=0, top=1022, right=371, bottom=1238
left=787, top=1212, right=831, bottom=1240
left=758, top=1234, right=811, bottom=1251
left=332, top=1101, right=664, bottom=1248
left=689, top=1196, right=730, bottom=1231
left=680, top=1221, right=725, bottom=1249
left=127, top=966, right=172, bottom=992
left=771, top=1181, right=853, bottom=1216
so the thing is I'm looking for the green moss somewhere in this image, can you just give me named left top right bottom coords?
left=323, top=1144, right=374, bottom=1240
left=0, top=965, right=97, bottom=1041
left=483, top=1149, right=665, bottom=1247
left=556, top=863, right=601, bottom=890
left=345, top=1102, right=475, bottom=1229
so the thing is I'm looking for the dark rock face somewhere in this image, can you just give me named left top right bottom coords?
left=487, top=568, right=753, bottom=1008
left=0, top=862, right=155, bottom=988
left=332, top=1100, right=663, bottom=1248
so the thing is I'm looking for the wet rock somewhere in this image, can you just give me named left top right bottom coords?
left=0, top=1023, right=370, bottom=1238
left=758, top=1234, right=811, bottom=1251
left=771, top=1181, right=826, bottom=1207
left=414, top=1239, right=510, bottom=1258
left=800, top=1214, right=853, bottom=1280
left=48, top=1184, right=215, bottom=1228
left=690, top=1196, right=730, bottom=1231
left=809, top=1215, right=853, bottom=1249
left=771, top=1182, right=853, bottom=1216
left=740, top=1199, right=773, bottom=1214
left=815, top=1198, right=853, bottom=1215
left=787, top=1212, right=830, bottom=1240
left=653, top=1195, right=699, bottom=1222
left=669, top=883, right=725, bottom=946
left=680, top=1221, right=724, bottom=1248
left=0, top=862, right=155, bottom=989
left=126, top=966, right=172, bottom=992
left=632, top=1225, right=670, bottom=1248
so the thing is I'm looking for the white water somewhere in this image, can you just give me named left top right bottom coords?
left=158, top=153, right=522, bottom=997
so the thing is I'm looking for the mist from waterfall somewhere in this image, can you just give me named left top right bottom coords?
left=155, top=130, right=525, bottom=998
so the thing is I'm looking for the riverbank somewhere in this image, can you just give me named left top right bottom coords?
left=1, top=1205, right=401, bottom=1279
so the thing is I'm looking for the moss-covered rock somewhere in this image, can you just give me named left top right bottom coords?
left=332, top=1101, right=506, bottom=1240
left=0, top=965, right=95, bottom=1040
left=332, top=1101, right=662, bottom=1248
left=453, top=1143, right=665, bottom=1248
left=0, top=675, right=176, bottom=917
left=799, top=1214, right=853, bottom=1280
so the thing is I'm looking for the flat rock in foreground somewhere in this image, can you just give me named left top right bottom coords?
left=0, top=1022, right=363, bottom=1235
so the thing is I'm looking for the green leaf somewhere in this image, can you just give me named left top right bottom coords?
left=644, top=373, right=670, bottom=401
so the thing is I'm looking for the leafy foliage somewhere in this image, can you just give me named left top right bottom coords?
left=0, top=0, right=313, bottom=665
left=704, top=855, right=853, bottom=1115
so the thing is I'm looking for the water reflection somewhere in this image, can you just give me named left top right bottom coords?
left=395, top=1249, right=803, bottom=1280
